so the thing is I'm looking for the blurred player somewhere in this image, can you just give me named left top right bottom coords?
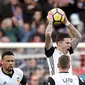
left=47, top=55, right=85, bottom=85
left=0, top=50, right=27, bottom=85
left=45, top=10, right=82, bottom=75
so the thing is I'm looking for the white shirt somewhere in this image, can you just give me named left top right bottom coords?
left=0, top=68, right=23, bottom=85
left=48, top=73, right=85, bottom=85
left=45, top=46, right=73, bottom=75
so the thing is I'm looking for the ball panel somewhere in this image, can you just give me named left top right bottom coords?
left=61, top=15, right=65, bottom=22
left=51, top=8, right=57, bottom=14
left=53, top=21, right=61, bottom=25
left=57, top=8, right=65, bottom=15
left=54, top=13, right=61, bottom=21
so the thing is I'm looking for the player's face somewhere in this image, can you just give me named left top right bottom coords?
left=60, top=38, right=72, bottom=51
left=2, top=55, right=15, bottom=72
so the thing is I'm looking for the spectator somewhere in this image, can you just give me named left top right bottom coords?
left=35, top=66, right=47, bottom=85
left=12, top=4, right=24, bottom=27
left=31, top=22, right=46, bottom=42
left=31, top=9, right=44, bottom=29
left=0, top=29, right=6, bottom=38
left=21, top=58, right=37, bottom=78
left=0, top=36, right=10, bottom=42
left=1, top=0, right=20, bottom=20
left=2, top=18, right=20, bottom=42
left=21, top=22, right=36, bottom=42
left=70, top=13, right=85, bottom=42
left=29, top=74, right=39, bottom=85
left=30, top=34, right=43, bottom=42
left=22, top=0, right=41, bottom=22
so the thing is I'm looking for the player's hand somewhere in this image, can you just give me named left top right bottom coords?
left=63, top=14, right=70, bottom=26
left=47, top=11, right=53, bottom=22
left=63, top=14, right=68, bottom=24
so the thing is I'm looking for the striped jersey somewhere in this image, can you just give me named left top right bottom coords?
left=45, top=46, right=73, bottom=75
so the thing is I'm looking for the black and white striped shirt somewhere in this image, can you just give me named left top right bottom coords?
left=45, top=46, right=73, bottom=75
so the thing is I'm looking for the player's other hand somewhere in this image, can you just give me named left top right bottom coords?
left=63, top=14, right=69, bottom=24
left=47, top=11, right=53, bottom=22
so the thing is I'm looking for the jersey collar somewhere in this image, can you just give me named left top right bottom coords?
left=59, top=72, right=69, bottom=73
left=1, top=68, right=14, bottom=78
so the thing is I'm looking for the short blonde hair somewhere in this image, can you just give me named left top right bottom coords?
left=58, top=55, right=70, bottom=69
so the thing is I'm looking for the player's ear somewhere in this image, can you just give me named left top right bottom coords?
left=57, top=41, right=61, bottom=46
left=0, top=60, right=3, bottom=65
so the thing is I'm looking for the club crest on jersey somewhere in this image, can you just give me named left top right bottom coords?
left=17, top=77, right=20, bottom=83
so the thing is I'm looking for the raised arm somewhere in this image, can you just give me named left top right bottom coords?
left=45, top=11, right=53, bottom=50
left=63, top=15, right=82, bottom=50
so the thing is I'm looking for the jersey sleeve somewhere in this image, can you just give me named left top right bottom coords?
left=78, top=77, right=85, bottom=85
left=14, top=68, right=27, bottom=85
left=47, top=77, right=55, bottom=85
left=20, top=74, right=27, bottom=85
left=45, top=46, right=55, bottom=58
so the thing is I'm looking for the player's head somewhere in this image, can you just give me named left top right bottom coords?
left=1, top=50, right=15, bottom=73
left=30, top=74, right=39, bottom=85
left=56, top=33, right=72, bottom=51
left=58, top=55, right=70, bottom=71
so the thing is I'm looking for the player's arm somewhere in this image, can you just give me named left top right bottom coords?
left=20, top=74, right=27, bottom=85
left=78, top=77, right=85, bottom=85
left=63, top=15, right=82, bottom=50
left=47, top=77, right=55, bottom=85
left=45, top=11, right=53, bottom=50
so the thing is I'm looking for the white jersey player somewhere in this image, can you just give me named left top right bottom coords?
left=45, top=45, right=73, bottom=75
left=48, top=73, right=85, bottom=85
left=0, top=68, right=26, bottom=85
left=47, top=55, right=85, bottom=85
left=45, top=10, right=82, bottom=75
left=0, top=50, right=27, bottom=85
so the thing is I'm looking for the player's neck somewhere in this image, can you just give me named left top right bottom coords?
left=2, top=67, right=13, bottom=74
left=57, top=46, right=67, bottom=54
left=59, top=68, right=69, bottom=73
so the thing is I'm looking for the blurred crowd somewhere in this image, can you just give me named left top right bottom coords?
left=15, top=58, right=49, bottom=85
left=0, top=0, right=85, bottom=42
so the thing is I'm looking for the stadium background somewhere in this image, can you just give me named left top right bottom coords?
left=0, top=0, right=85, bottom=85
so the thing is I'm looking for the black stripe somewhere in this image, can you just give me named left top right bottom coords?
left=49, top=55, right=55, bottom=75
left=45, top=46, right=55, bottom=58
left=20, top=74, right=27, bottom=85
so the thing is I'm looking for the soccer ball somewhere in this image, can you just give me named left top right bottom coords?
left=50, top=8, right=65, bottom=25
